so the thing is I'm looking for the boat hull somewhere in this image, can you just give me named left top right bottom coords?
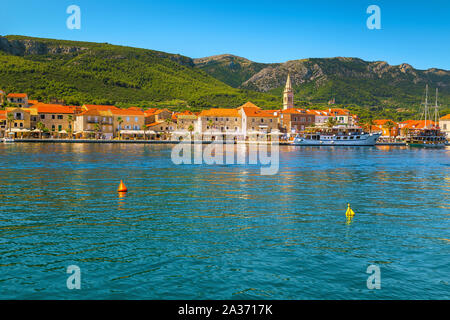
left=292, top=133, right=381, bottom=146
left=407, top=142, right=446, bottom=148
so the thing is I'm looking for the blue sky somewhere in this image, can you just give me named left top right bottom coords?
left=0, top=0, right=449, bottom=70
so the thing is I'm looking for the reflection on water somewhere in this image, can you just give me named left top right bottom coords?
left=0, top=143, right=449, bottom=299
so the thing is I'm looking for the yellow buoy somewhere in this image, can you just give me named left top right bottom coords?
left=117, top=180, right=128, bottom=193
left=345, top=203, right=355, bottom=218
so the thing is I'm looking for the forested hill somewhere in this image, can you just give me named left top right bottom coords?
left=0, top=35, right=449, bottom=119
left=0, top=35, right=279, bottom=109
left=194, top=55, right=450, bottom=115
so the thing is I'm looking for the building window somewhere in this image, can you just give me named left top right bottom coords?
left=52, top=115, right=56, bottom=119
left=58, top=115, right=63, bottom=120
left=135, top=117, right=138, bottom=123
left=58, top=125, right=62, bottom=131
left=52, top=125, right=55, bottom=131
left=40, top=115, right=45, bottom=119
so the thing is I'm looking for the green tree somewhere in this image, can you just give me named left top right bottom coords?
left=67, top=114, right=73, bottom=139
left=383, top=120, right=396, bottom=140
left=94, top=123, right=101, bottom=139
left=364, top=118, right=375, bottom=133
left=188, top=124, right=194, bottom=139
left=117, top=117, right=123, bottom=139
left=37, top=121, right=45, bottom=139
left=164, top=117, right=172, bottom=140
left=326, top=117, right=337, bottom=128
left=6, top=113, right=14, bottom=133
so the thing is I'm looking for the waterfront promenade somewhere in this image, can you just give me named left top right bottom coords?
left=10, top=138, right=410, bottom=146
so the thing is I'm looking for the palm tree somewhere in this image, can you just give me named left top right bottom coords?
left=67, top=114, right=73, bottom=139
left=117, top=117, right=123, bottom=139
left=383, top=120, right=396, bottom=141
left=364, top=118, right=375, bottom=133
left=6, top=113, right=14, bottom=134
left=188, top=124, right=194, bottom=140
left=326, top=117, right=337, bottom=128
left=94, top=123, right=101, bottom=140
left=37, top=122, right=45, bottom=139
left=164, top=117, right=172, bottom=140
left=403, top=127, right=410, bottom=138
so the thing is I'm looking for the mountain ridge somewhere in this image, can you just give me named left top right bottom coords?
left=0, top=35, right=449, bottom=120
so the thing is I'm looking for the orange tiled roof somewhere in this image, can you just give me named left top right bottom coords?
left=83, top=105, right=119, bottom=111
left=440, top=114, right=450, bottom=120
left=281, top=108, right=313, bottom=115
left=144, top=108, right=158, bottom=115
left=31, top=103, right=75, bottom=114
left=7, top=93, right=27, bottom=98
left=28, top=100, right=39, bottom=105
left=0, top=110, right=6, bottom=120
left=146, top=121, right=164, bottom=127
left=172, top=110, right=193, bottom=120
left=400, top=120, right=437, bottom=129
left=373, top=119, right=397, bottom=126
left=78, top=109, right=113, bottom=117
left=110, top=108, right=144, bottom=116
left=199, top=108, right=240, bottom=117
left=237, top=102, right=260, bottom=110
left=127, top=107, right=143, bottom=111
left=307, top=109, right=330, bottom=116
left=328, top=108, right=350, bottom=116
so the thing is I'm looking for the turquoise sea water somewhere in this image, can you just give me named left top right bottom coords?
left=0, top=143, right=449, bottom=299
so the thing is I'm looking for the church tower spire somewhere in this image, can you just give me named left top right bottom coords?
left=283, top=73, right=294, bottom=110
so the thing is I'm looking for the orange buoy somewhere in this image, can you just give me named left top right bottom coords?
left=117, top=180, right=128, bottom=192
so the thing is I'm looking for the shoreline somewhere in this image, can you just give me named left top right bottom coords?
left=5, top=138, right=408, bottom=146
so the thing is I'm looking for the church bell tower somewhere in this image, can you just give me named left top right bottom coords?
left=283, top=74, right=294, bottom=110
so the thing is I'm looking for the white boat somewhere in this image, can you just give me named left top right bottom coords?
left=292, top=126, right=381, bottom=146
left=3, top=137, right=15, bottom=143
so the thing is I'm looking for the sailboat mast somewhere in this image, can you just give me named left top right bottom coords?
left=434, top=88, right=439, bottom=127
left=424, top=85, right=428, bottom=128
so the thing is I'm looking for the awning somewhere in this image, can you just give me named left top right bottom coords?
left=120, top=130, right=146, bottom=135
left=10, top=128, right=30, bottom=133
left=202, top=131, right=226, bottom=135
left=268, top=131, right=283, bottom=135
left=59, top=130, right=68, bottom=134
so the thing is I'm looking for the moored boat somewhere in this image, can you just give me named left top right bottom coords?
left=406, top=86, right=446, bottom=148
left=2, top=137, right=15, bottom=143
left=292, top=126, right=381, bottom=146
left=406, top=128, right=446, bottom=148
